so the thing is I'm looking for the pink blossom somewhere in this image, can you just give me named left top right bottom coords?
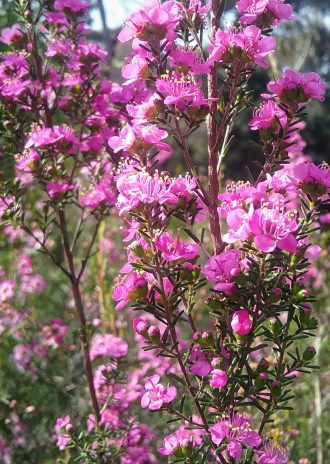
left=133, top=317, right=151, bottom=335
left=17, top=255, right=32, bottom=275
left=20, top=273, right=46, bottom=294
left=12, top=344, right=33, bottom=370
left=237, top=0, right=293, bottom=27
left=118, top=0, right=181, bottom=44
left=249, top=202, right=298, bottom=252
left=293, top=162, right=330, bottom=195
left=202, top=250, right=243, bottom=295
left=249, top=100, right=287, bottom=131
left=42, top=318, right=68, bottom=347
left=209, top=26, right=276, bottom=69
left=16, top=150, right=40, bottom=175
left=115, top=171, right=179, bottom=216
left=0, top=279, right=15, bottom=303
left=141, top=375, right=177, bottom=410
left=54, top=415, right=72, bottom=451
left=0, top=24, right=23, bottom=45
left=46, top=181, right=73, bottom=199
left=219, top=180, right=266, bottom=217
left=209, top=413, right=261, bottom=460
left=304, top=245, right=321, bottom=260
left=169, top=47, right=208, bottom=74
left=256, top=441, right=289, bottom=463
left=80, top=178, right=116, bottom=209
left=25, top=125, right=78, bottom=152
left=189, top=344, right=212, bottom=376
left=267, top=70, right=326, bottom=103
left=90, top=334, right=128, bottom=360
left=156, top=73, right=208, bottom=110
left=210, top=369, right=228, bottom=388
left=155, top=232, right=199, bottom=261
left=112, top=272, right=148, bottom=311
left=231, top=310, right=252, bottom=336
left=158, top=425, right=204, bottom=456
left=108, top=124, right=170, bottom=154
left=54, top=0, right=89, bottom=14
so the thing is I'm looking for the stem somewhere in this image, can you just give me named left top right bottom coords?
left=207, top=0, right=225, bottom=254
left=58, top=209, right=101, bottom=423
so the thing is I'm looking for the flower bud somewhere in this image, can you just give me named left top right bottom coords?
left=133, top=317, right=150, bottom=337
left=269, top=318, right=282, bottom=335
left=211, top=357, right=222, bottom=369
left=271, top=380, right=281, bottom=397
left=209, top=369, right=228, bottom=389
left=231, top=310, right=252, bottom=337
left=268, top=287, right=283, bottom=304
left=257, top=358, right=270, bottom=373
left=199, top=331, right=214, bottom=347
left=148, top=326, right=160, bottom=343
left=303, top=346, right=316, bottom=361
left=295, top=288, right=310, bottom=302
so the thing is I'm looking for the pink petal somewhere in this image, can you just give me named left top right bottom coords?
left=254, top=234, right=276, bottom=252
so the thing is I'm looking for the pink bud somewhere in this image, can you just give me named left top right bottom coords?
left=231, top=310, right=252, bottom=336
left=304, top=245, right=321, bottom=260
left=209, top=369, right=228, bottom=388
left=133, top=317, right=150, bottom=335
left=148, top=326, right=160, bottom=341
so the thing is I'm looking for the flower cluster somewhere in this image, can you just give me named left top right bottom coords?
left=0, top=0, right=328, bottom=462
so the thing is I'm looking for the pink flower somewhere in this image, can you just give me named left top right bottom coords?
left=156, top=73, right=208, bottom=110
left=42, top=318, right=68, bottom=347
left=20, top=273, right=46, bottom=294
left=158, top=425, right=204, bottom=456
left=168, top=175, right=197, bottom=203
left=304, top=245, right=321, bottom=260
left=17, top=255, right=32, bottom=275
left=169, top=47, right=208, bottom=74
left=249, top=100, right=287, bottom=131
left=46, top=181, right=73, bottom=199
left=202, top=250, right=242, bottom=295
left=209, top=413, right=261, bottom=460
left=267, top=70, right=326, bottom=103
left=210, top=369, right=228, bottom=388
left=231, top=310, right=252, bottom=336
left=249, top=202, right=298, bottom=253
left=293, top=162, right=330, bottom=196
left=155, top=232, right=199, bottom=262
left=80, top=178, right=116, bottom=209
left=108, top=124, right=170, bottom=154
left=115, top=171, right=179, bottom=216
left=16, top=150, right=40, bottom=174
left=0, top=24, right=23, bottom=45
left=25, top=125, right=78, bottom=152
left=54, top=0, right=89, bottom=14
left=54, top=415, right=72, bottom=450
left=141, top=375, right=177, bottom=410
left=133, top=317, right=151, bottom=335
left=209, top=25, right=276, bottom=69
left=118, top=0, right=181, bottom=43
left=0, top=279, right=15, bottom=303
left=237, top=0, right=293, bottom=27
left=189, top=345, right=212, bottom=376
left=90, top=334, right=128, bottom=361
left=256, top=441, right=289, bottom=463
left=112, top=272, right=148, bottom=311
